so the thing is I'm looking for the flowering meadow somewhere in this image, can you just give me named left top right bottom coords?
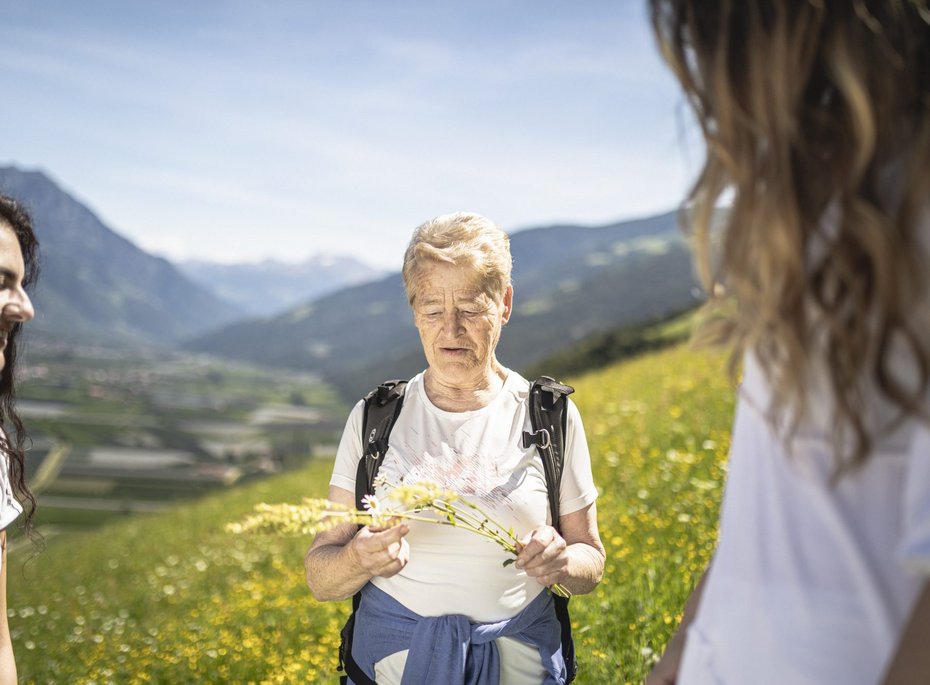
left=9, top=344, right=734, bottom=684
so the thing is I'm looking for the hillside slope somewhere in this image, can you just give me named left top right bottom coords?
left=9, top=343, right=735, bottom=684
left=188, top=211, right=703, bottom=399
left=0, top=166, right=240, bottom=345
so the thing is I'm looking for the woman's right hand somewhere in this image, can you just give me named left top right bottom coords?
left=350, top=523, right=411, bottom=578
left=646, top=629, right=685, bottom=685
left=646, top=651, right=680, bottom=685
left=647, top=566, right=710, bottom=685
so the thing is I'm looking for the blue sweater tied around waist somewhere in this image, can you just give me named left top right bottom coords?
left=350, top=583, right=566, bottom=685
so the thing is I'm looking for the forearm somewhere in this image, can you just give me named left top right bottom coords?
left=880, top=581, right=930, bottom=685
left=0, top=643, right=15, bottom=685
left=0, top=536, right=13, bottom=685
left=646, top=567, right=710, bottom=685
left=304, top=539, right=371, bottom=602
left=656, top=567, right=709, bottom=669
left=561, top=541, right=605, bottom=596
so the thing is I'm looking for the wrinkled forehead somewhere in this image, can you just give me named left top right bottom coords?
left=415, top=286, right=489, bottom=308
left=410, top=261, right=493, bottom=305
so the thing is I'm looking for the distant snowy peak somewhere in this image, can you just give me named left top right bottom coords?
left=177, top=255, right=388, bottom=316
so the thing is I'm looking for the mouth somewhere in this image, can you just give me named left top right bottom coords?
left=439, top=346, right=469, bottom=356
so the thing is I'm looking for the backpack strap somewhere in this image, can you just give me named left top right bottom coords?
left=339, top=380, right=407, bottom=685
left=354, top=379, right=408, bottom=510
left=522, top=376, right=574, bottom=529
left=522, top=375, right=578, bottom=684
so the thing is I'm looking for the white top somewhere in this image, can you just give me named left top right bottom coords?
left=679, top=352, right=930, bottom=685
left=0, top=451, right=22, bottom=574
left=330, top=369, right=598, bottom=683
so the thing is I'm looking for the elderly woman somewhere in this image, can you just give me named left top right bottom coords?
left=305, top=212, right=604, bottom=685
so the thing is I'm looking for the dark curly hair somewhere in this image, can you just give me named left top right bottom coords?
left=0, top=193, right=39, bottom=532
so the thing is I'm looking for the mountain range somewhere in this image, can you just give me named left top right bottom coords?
left=0, top=166, right=387, bottom=346
left=0, top=167, right=239, bottom=345
left=0, top=165, right=704, bottom=399
left=187, top=213, right=703, bottom=399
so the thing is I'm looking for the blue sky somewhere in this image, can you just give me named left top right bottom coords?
left=0, top=0, right=698, bottom=268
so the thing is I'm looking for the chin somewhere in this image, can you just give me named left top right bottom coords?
left=432, top=362, right=477, bottom=379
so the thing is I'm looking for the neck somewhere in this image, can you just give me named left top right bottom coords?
left=424, top=363, right=507, bottom=412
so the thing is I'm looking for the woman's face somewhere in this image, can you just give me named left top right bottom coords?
left=0, top=223, right=35, bottom=371
left=411, top=260, right=512, bottom=388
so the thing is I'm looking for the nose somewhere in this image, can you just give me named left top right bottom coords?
left=441, top=310, right=465, bottom=333
left=4, top=289, right=34, bottom=323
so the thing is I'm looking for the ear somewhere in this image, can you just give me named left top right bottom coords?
left=501, top=285, right=513, bottom=325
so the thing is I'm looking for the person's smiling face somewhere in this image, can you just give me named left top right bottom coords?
left=412, top=260, right=512, bottom=390
left=0, top=222, right=34, bottom=371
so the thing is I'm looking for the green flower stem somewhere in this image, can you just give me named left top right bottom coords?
left=393, top=505, right=570, bottom=598
left=452, top=498, right=516, bottom=539
left=230, top=488, right=572, bottom=598
left=398, top=508, right=517, bottom=552
left=433, top=500, right=515, bottom=546
left=371, top=509, right=570, bottom=598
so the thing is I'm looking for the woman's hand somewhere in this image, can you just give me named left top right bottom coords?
left=646, top=634, right=685, bottom=685
left=350, top=523, right=410, bottom=579
left=513, top=505, right=605, bottom=596
left=305, top=486, right=411, bottom=601
left=514, top=525, right=569, bottom=587
left=646, top=566, right=711, bottom=685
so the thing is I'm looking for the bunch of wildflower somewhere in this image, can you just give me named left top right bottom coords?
left=228, top=478, right=570, bottom=598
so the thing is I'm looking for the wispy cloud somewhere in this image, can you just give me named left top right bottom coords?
left=0, top=1, right=693, bottom=268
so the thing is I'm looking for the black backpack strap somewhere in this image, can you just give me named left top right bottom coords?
left=354, top=380, right=408, bottom=509
left=338, top=591, right=377, bottom=685
left=554, top=593, right=576, bottom=683
left=522, top=375, right=577, bottom=684
left=522, top=376, right=573, bottom=528
left=338, top=380, right=407, bottom=684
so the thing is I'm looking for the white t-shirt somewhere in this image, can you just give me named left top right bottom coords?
left=0, top=451, right=22, bottom=574
left=330, top=369, right=598, bottom=684
left=678, top=352, right=930, bottom=685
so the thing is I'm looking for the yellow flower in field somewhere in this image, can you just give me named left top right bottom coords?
left=383, top=479, right=459, bottom=509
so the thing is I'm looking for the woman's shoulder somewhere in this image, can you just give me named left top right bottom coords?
left=0, top=444, right=22, bottom=531
left=502, top=368, right=531, bottom=395
left=0, top=431, right=12, bottom=474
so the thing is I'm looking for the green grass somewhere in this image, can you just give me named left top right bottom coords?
left=28, top=507, right=126, bottom=529
left=521, top=308, right=698, bottom=382
left=8, top=343, right=735, bottom=684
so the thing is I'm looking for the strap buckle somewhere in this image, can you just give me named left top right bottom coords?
left=522, top=428, right=551, bottom=450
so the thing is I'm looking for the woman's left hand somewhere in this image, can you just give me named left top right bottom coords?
left=514, top=525, right=569, bottom=587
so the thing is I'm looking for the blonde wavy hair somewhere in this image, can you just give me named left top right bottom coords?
left=402, top=212, right=512, bottom=306
left=651, top=0, right=930, bottom=468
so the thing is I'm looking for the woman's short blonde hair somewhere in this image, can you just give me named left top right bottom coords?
left=402, top=212, right=512, bottom=305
